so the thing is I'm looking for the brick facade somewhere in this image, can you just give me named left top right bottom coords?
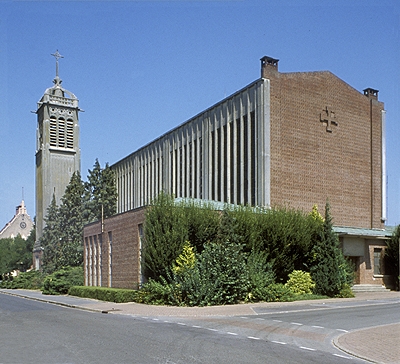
left=263, top=64, right=385, bottom=229
left=84, top=207, right=145, bottom=289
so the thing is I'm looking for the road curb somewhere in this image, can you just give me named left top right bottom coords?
left=0, top=289, right=104, bottom=314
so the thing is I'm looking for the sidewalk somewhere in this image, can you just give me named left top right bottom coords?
left=1, top=288, right=400, bottom=363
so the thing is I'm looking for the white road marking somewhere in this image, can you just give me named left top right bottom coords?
left=336, top=329, right=349, bottom=332
left=192, top=325, right=202, bottom=328
left=333, top=353, right=353, bottom=360
left=271, top=340, right=287, bottom=345
left=300, top=346, right=316, bottom=351
left=312, top=325, right=324, bottom=329
left=152, top=318, right=159, bottom=321
left=207, top=328, right=218, bottom=332
left=227, top=332, right=238, bottom=336
left=291, top=322, right=303, bottom=326
left=273, top=319, right=282, bottom=323
left=247, top=336, right=261, bottom=340
left=177, top=322, right=186, bottom=326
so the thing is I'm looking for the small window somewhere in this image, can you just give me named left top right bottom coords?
left=374, top=248, right=382, bottom=275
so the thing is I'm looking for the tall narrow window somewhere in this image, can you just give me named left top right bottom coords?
left=250, top=111, right=256, bottom=206
left=374, top=248, right=382, bottom=275
left=138, top=224, right=144, bottom=286
left=211, top=130, right=215, bottom=200
left=243, top=115, right=248, bottom=205
left=223, top=124, right=228, bottom=203
left=108, top=231, right=112, bottom=287
left=84, top=237, right=89, bottom=286
left=50, top=117, right=57, bottom=147
left=199, top=137, right=203, bottom=198
left=93, top=235, right=98, bottom=286
left=58, top=118, right=65, bottom=148
left=98, top=234, right=102, bottom=287
left=217, top=128, right=221, bottom=201
left=89, top=236, right=93, bottom=286
left=236, top=118, right=241, bottom=204
left=66, top=119, right=74, bottom=148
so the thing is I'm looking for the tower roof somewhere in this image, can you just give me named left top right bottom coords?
left=37, top=50, right=79, bottom=108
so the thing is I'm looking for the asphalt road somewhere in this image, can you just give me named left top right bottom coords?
left=0, top=293, right=398, bottom=364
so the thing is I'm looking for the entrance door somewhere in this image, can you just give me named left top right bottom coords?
left=348, top=256, right=360, bottom=284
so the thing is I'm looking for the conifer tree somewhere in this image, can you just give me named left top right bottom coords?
left=41, top=194, right=61, bottom=273
left=57, top=172, right=85, bottom=268
left=84, top=159, right=117, bottom=222
left=310, top=201, right=351, bottom=297
left=385, top=225, right=400, bottom=290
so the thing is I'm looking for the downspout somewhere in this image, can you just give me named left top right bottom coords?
left=381, top=110, right=387, bottom=222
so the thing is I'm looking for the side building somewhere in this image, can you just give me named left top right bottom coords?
left=84, top=56, right=393, bottom=290
left=0, top=200, right=34, bottom=241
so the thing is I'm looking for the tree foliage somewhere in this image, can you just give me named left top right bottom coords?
left=310, top=201, right=353, bottom=297
left=0, top=232, right=34, bottom=278
left=385, top=225, right=400, bottom=290
left=40, top=160, right=117, bottom=274
left=143, top=193, right=188, bottom=280
left=84, top=159, right=117, bottom=222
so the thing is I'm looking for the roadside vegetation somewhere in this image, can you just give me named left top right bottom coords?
left=0, top=159, right=116, bottom=295
left=2, top=187, right=398, bottom=303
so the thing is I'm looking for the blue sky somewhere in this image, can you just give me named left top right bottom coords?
left=0, top=0, right=399, bottom=229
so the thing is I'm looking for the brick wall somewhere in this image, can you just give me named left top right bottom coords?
left=83, top=207, right=146, bottom=290
left=264, top=67, right=384, bottom=229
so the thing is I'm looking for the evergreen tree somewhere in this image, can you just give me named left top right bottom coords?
left=385, top=225, right=399, bottom=290
left=41, top=194, right=61, bottom=273
left=310, top=201, right=352, bottom=297
left=84, top=159, right=117, bottom=222
left=143, top=192, right=188, bottom=280
left=57, top=172, right=85, bottom=268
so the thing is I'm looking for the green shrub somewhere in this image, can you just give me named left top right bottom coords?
left=310, top=202, right=353, bottom=297
left=264, top=283, right=295, bottom=302
left=246, top=249, right=276, bottom=302
left=335, top=284, right=355, bottom=298
left=135, top=277, right=179, bottom=305
left=285, top=270, right=315, bottom=295
left=42, top=266, right=83, bottom=295
left=0, top=270, right=44, bottom=289
left=68, top=286, right=138, bottom=303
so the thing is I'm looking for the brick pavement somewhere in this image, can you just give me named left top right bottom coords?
left=334, top=323, right=400, bottom=364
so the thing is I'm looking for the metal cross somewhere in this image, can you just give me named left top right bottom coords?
left=51, top=50, right=64, bottom=78
left=320, top=106, right=338, bottom=132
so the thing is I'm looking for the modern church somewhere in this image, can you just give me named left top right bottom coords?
left=83, top=56, right=393, bottom=290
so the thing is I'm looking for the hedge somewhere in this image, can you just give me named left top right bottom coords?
left=68, top=286, right=138, bottom=303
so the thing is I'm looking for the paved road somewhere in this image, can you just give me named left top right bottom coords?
left=1, top=289, right=399, bottom=363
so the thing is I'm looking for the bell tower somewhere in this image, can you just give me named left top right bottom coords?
left=33, top=51, right=81, bottom=269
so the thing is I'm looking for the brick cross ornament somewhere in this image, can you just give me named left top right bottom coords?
left=320, top=106, right=338, bottom=132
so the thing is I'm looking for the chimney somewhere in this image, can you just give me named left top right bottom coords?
left=261, top=56, right=279, bottom=77
left=363, top=88, right=379, bottom=100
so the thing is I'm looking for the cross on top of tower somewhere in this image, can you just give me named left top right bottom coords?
left=51, top=50, right=64, bottom=85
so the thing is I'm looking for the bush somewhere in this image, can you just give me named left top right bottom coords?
left=285, top=270, right=315, bottom=295
left=310, top=202, right=353, bottom=297
left=68, top=286, right=139, bottom=303
left=246, top=249, right=276, bottom=302
left=42, top=266, right=83, bottom=295
left=0, top=270, right=44, bottom=290
left=264, top=283, right=295, bottom=302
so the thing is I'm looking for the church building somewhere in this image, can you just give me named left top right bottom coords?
left=0, top=200, right=34, bottom=240
left=84, top=56, right=393, bottom=290
left=33, top=51, right=81, bottom=270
